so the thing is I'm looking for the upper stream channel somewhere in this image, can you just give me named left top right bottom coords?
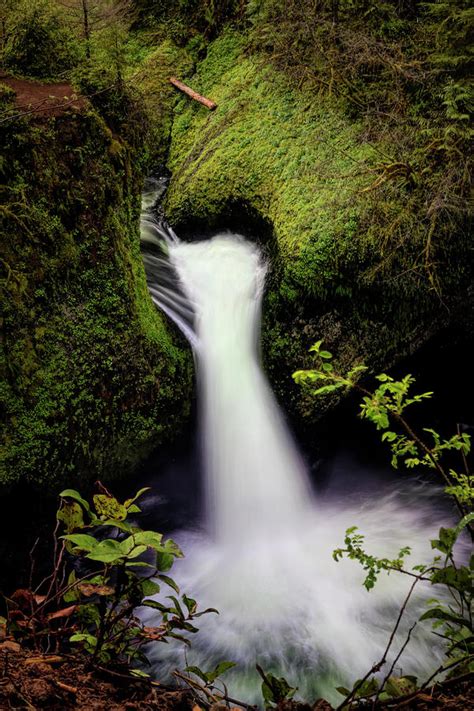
left=138, top=180, right=453, bottom=705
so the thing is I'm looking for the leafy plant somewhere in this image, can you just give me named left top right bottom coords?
left=184, top=660, right=236, bottom=685
left=294, top=340, right=473, bottom=524
left=3, top=484, right=216, bottom=669
left=257, top=664, right=297, bottom=708
left=332, top=514, right=473, bottom=708
left=333, top=527, right=413, bottom=592
left=294, top=342, right=473, bottom=707
left=175, top=660, right=237, bottom=705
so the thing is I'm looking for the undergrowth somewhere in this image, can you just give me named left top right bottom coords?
left=1, top=485, right=214, bottom=668
left=293, top=342, right=473, bottom=708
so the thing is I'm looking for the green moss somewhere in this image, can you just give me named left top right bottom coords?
left=0, top=98, right=192, bottom=493
left=166, top=31, right=373, bottom=277
left=136, top=39, right=195, bottom=167
left=162, top=29, right=472, bottom=424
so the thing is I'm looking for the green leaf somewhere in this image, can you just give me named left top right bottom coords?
left=63, top=571, right=80, bottom=603
left=59, top=489, right=92, bottom=515
left=182, top=595, right=197, bottom=614
left=213, top=661, right=236, bottom=677
left=118, top=537, right=148, bottom=560
left=292, top=369, right=309, bottom=384
left=262, top=681, right=274, bottom=706
left=203, top=661, right=234, bottom=683
left=99, top=519, right=134, bottom=532
left=184, top=666, right=208, bottom=683
left=127, top=505, right=141, bottom=514
left=381, top=431, right=398, bottom=442
left=431, top=526, right=457, bottom=554
left=319, top=350, right=332, bottom=359
left=125, top=561, right=154, bottom=569
left=356, top=677, right=379, bottom=697
left=420, top=607, right=468, bottom=626
left=93, top=494, right=127, bottom=521
left=140, top=579, right=161, bottom=596
left=162, top=539, right=183, bottom=558
left=313, top=384, right=344, bottom=395
left=118, top=536, right=136, bottom=555
left=57, top=501, right=84, bottom=532
left=193, top=606, right=219, bottom=618
left=130, top=669, right=150, bottom=678
left=132, top=531, right=163, bottom=549
left=261, top=672, right=297, bottom=705
left=126, top=544, right=148, bottom=560
left=124, top=487, right=151, bottom=510
left=70, top=632, right=97, bottom=648
left=61, top=533, right=98, bottom=552
left=158, top=574, right=180, bottom=593
left=180, top=621, right=199, bottom=633
left=141, top=599, right=170, bottom=613
left=454, top=512, right=474, bottom=540
left=86, top=539, right=124, bottom=563
left=347, top=365, right=368, bottom=379
left=156, top=552, right=175, bottom=573
left=385, top=676, right=417, bottom=697
left=167, top=595, right=184, bottom=619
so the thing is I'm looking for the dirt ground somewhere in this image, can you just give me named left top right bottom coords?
left=0, top=645, right=194, bottom=711
left=0, top=73, right=86, bottom=118
left=0, top=646, right=472, bottom=711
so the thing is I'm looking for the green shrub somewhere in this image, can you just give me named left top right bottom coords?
left=2, top=486, right=215, bottom=666
left=294, top=342, right=474, bottom=706
left=2, top=0, right=81, bottom=79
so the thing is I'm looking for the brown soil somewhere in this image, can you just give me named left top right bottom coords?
left=0, top=645, right=472, bottom=711
left=0, top=73, right=86, bottom=119
left=0, top=646, right=193, bottom=711
left=403, top=677, right=474, bottom=711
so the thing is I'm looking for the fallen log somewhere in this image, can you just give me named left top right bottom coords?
left=169, top=77, right=217, bottom=110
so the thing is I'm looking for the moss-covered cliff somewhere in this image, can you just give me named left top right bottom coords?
left=1, top=0, right=471, bottom=491
left=161, top=30, right=472, bottom=424
left=0, top=82, right=192, bottom=494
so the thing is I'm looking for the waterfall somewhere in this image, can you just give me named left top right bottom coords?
left=172, top=236, right=315, bottom=543
left=140, top=199, right=448, bottom=704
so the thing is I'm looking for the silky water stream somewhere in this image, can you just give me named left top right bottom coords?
left=140, top=188, right=449, bottom=704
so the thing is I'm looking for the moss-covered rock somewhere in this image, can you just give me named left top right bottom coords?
left=134, top=39, right=196, bottom=167
left=0, top=88, right=192, bottom=494
left=162, top=30, right=472, bottom=425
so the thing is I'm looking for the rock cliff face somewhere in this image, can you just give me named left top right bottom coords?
left=161, top=31, right=472, bottom=425
left=0, top=80, right=192, bottom=493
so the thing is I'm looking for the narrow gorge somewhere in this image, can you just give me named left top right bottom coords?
left=0, top=2, right=472, bottom=709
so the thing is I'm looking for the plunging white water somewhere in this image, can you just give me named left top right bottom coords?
left=171, top=237, right=314, bottom=543
left=141, top=212, right=448, bottom=704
